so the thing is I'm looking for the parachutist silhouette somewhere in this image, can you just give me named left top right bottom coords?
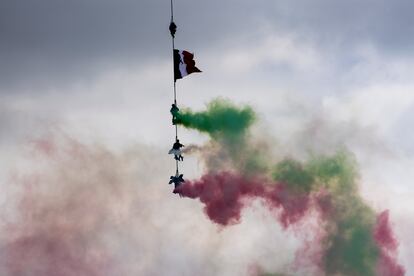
left=169, top=172, right=185, bottom=193
left=168, top=139, right=184, bottom=161
left=169, top=22, right=177, bottom=38
left=170, top=103, right=180, bottom=125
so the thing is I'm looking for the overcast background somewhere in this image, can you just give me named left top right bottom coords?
left=0, top=0, right=413, bottom=275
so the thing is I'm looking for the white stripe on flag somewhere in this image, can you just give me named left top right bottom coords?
left=178, top=51, right=188, bottom=78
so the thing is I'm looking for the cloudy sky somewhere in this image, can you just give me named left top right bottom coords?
left=0, top=0, right=413, bottom=275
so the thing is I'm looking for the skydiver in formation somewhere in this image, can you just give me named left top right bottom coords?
left=168, top=138, right=184, bottom=161
left=169, top=171, right=185, bottom=193
left=169, top=21, right=177, bottom=38
left=170, top=103, right=180, bottom=125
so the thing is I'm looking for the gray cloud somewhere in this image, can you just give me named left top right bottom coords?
left=1, top=0, right=414, bottom=90
left=272, top=0, right=414, bottom=50
left=0, top=0, right=170, bottom=89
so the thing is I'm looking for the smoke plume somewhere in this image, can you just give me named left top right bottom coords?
left=0, top=98, right=405, bottom=276
left=175, top=99, right=405, bottom=276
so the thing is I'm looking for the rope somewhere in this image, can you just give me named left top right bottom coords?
left=170, top=0, right=174, bottom=22
left=170, top=0, right=180, bottom=176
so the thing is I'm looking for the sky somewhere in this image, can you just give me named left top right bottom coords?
left=0, top=0, right=413, bottom=275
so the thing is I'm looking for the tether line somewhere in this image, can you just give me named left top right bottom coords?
left=170, top=0, right=174, bottom=22
left=170, top=0, right=179, bottom=174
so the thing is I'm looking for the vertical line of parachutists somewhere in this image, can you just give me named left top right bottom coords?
left=168, top=0, right=186, bottom=193
left=168, top=0, right=201, bottom=192
left=170, top=0, right=179, bottom=174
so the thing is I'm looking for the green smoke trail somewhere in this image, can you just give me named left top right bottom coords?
left=175, top=98, right=268, bottom=174
left=177, top=99, right=401, bottom=275
left=273, top=151, right=379, bottom=275
left=175, top=98, right=255, bottom=141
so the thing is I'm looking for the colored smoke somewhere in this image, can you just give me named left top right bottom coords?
left=0, top=137, right=199, bottom=276
left=175, top=98, right=255, bottom=142
left=176, top=99, right=269, bottom=174
left=176, top=172, right=309, bottom=227
left=374, top=211, right=405, bottom=276
left=1, top=135, right=305, bottom=276
left=0, top=98, right=405, bottom=275
left=1, top=139, right=128, bottom=275
left=175, top=99, right=405, bottom=276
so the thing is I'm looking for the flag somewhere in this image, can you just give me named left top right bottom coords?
left=174, top=49, right=202, bottom=81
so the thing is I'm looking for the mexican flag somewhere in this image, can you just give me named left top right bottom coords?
left=174, top=49, right=202, bottom=81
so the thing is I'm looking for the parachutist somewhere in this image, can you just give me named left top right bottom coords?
left=169, top=22, right=177, bottom=38
left=169, top=172, right=185, bottom=192
left=168, top=139, right=184, bottom=161
left=170, top=103, right=180, bottom=125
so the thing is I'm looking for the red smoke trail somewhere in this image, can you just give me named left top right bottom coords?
left=175, top=172, right=314, bottom=228
left=175, top=171, right=328, bottom=275
left=374, top=211, right=405, bottom=276
left=3, top=176, right=113, bottom=276
left=176, top=172, right=406, bottom=276
left=1, top=138, right=125, bottom=276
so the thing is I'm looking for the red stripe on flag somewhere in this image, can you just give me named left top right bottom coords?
left=182, top=51, right=202, bottom=74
